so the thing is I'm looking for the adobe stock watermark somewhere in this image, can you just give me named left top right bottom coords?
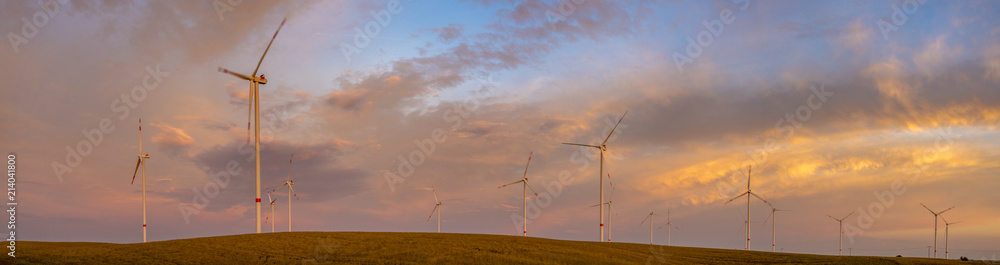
left=178, top=100, right=297, bottom=224
left=716, top=83, right=834, bottom=198
left=383, top=74, right=498, bottom=192
left=7, top=0, right=64, bottom=54
left=340, top=0, right=412, bottom=63
left=50, top=65, right=170, bottom=183
left=511, top=114, right=628, bottom=235
left=875, top=0, right=928, bottom=41
left=842, top=127, right=960, bottom=243
left=301, top=236, right=340, bottom=264
left=545, top=0, right=587, bottom=30
left=672, top=0, right=751, bottom=73
left=213, top=0, right=243, bottom=22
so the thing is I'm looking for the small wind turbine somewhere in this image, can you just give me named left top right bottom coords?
left=590, top=173, right=618, bottom=242
left=920, top=203, right=954, bottom=258
left=942, top=216, right=958, bottom=259
left=264, top=191, right=277, bottom=233
left=639, top=211, right=655, bottom=245
left=129, top=119, right=151, bottom=243
left=827, top=211, right=854, bottom=256
left=273, top=154, right=298, bottom=232
left=498, top=152, right=538, bottom=237
left=427, top=186, right=443, bottom=233
left=657, top=209, right=679, bottom=246
left=562, top=110, right=627, bottom=242
left=724, top=165, right=771, bottom=250
left=217, top=17, right=287, bottom=234
left=763, top=207, right=788, bottom=252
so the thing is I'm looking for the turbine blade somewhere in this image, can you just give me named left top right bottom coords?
left=725, top=192, right=749, bottom=204
left=608, top=182, right=616, bottom=201
left=287, top=153, right=293, bottom=181
left=247, top=82, right=253, bottom=144
left=562, top=143, right=600, bottom=148
left=218, top=67, right=253, bottom=80
left=589, top=203, right=602, bottom=207
left=639, top=213, right=651, bottom=226
left=939, top=206, right=955, bottom=215
left=267, top=192, right=272, bottom=202
left=920, top=203, right=935, bottom=214
left=131, top=157, right=142, bottom=185
left=522, top=151, right=532, bottom=180
left=841, top=211, right=855, bottom=220
left=763, top=209, right=774, bottom=226
left=427, top=205, right=439, bottom=221
left=827, top=214, right=838, bottom=221
left=498, top=180, right=523, bottom=189
left=524, top=180, right=539, bottom=196
left=431, top=186, right=439, bottom=203
left=749, top=192, right=772, bottom=207
left=288, top=185, right=298, bottom=200
left=602, top=110, right=628, bottom=146
left=252, top=18, right=287, bottom=77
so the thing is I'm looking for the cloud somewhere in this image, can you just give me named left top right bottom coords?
left=151, top=122, right=196, bottom=158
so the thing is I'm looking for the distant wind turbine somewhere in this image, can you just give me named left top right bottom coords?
left=639, top=211, right=656, bottom=245
left=562, top=110, right=627, bottom=242
left=217, top=17, right=287, bottom=234
left=827, top=211, right=854, bottom=256
left=657, top=209, right=679, bottom=246
left=763, top=206, right=788, bottom=252
left=273, top=154, right=298, bottom=232
left=427, top=186, right=443, bottom=233
left=920, top=203, right=954, bottom=258
left=265, top=191, right=277, bottom=233
left=942, top=216, right=958, bottom=259
left=590, top=173, right=618, bottom=242
left=724, top=165, right=771, bottom=250
left=129, top=119, right=152, bottom=243
left=498, top=152, right=538, bottom=237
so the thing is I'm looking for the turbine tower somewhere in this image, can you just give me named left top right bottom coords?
left=920, top=203, right=954, bottom=258
left=275, top=154, right=297, bottom=232
left=942, top=216, right=958, bottom=259
left=562, top=110, right=627, bottom=242
left=498, top=152, right=538, bottom=236
left=427, top=186, right=443, bottom=233
left=724, top=165, right=771, bottom=250
left=265, top=191, right=277, bottom=233
left=827, top=211, right=854, bottom=256
left=763, top=207, right=788, bottom=252
left=129, top=119, right=151, bottom=243
left=590, top=173, right=618, bottom=242
left=639, top=211, right=655, bottom=245
left=657, top=209, right=679, bottom=246
left=217, top=17, right=287, bottom=234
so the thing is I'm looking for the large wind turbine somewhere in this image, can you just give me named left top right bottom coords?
left=274, top=154, right=297, bottom=232
left=562, top=110, right=627, bottom=242
left=763, top=207, right=787, bottom=252
left=217, top=17, right=287, bottom=234
left=265, top=191, right=277, bottom=233
left=827, top=211, right=854, bottom=256
left=130, top=119, right=151, bottom=243
left=724, top=165, right=771, bottom=250
left=920, top=203, right=954, bottom=258
left=590, top=173, right=618, bottom=242
left=942, top=216, right=958, bottom=259
left=427, top=186, right=443, bottom=233
left=639, top=211, right=655, bottom=245
left=657, top=209, right=679, bottom=246
left=498, top=152, right=538, bottom=237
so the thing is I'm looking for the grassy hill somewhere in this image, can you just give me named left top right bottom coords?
left=10, top=232, right=969, bottom=264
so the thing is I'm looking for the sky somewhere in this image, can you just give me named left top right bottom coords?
left=2, top=0, right=999, bottom=259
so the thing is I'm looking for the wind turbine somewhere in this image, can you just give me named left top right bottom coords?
left=217, top=17, right=287, bottom=234
left=827, top=211, right=854, bottom=256
left=427, top=186, right=443, bottom=233
left=763, top=207, right=788, bottom=252
left=639, top=211, right=656, bottom=245
left=724, top=165, right=772, bottom=250
left=657, top=209, right=679, bottom=246
left=264, top=191, right=277, bottom=233
left=942, top=216, right=958, bottom=259
left=129, top=119, right=151, bottom=243
left=498, top=152, right=538, bottom=237
left=590, top=173, right=618, bottom=242
left=562, top=110, right=627, bottom=242
left=920, top=203, right=954, bottom=258
left=273, top=154, right=297, bottom=232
